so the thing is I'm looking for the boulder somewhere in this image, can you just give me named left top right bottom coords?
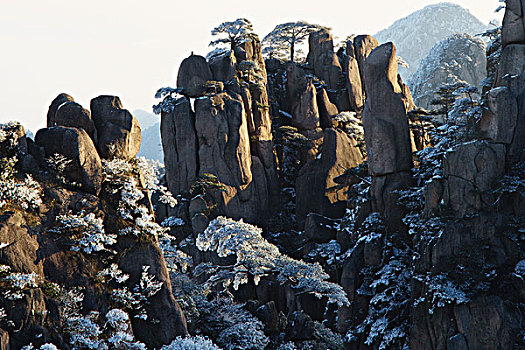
left=209, top=50, right=237, bottom=82
left=176, top=54, right=213, bottom=97
left=35, top=127, right=103, bottom=194
left=286, top=63, right=320, bottom=130
left=90, top=95, right=142, bottom=160
left=296, top=128, right=364, bottom=222
left=161, top=97, right=198, bottom=195
left=302, top=213, right=337, bottom=244
left=362, top=43, right=413, bottom=176
left=55, top=101, right=97, bottom=141
left=443, top=141, right=506, bottom=217
left=46, top=93, right=74, bottom=128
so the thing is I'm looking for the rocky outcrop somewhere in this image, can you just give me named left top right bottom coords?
left=35, top=126, right=103, bottom=195
left=443, top=141, right=506, bottom=217
left=502, top=0, right=525, bottom=47
left=90, top=95, right=142, bottom=160
left=119, top=243, right=188, bottom=348
left=55, top=101, right=97, bottom=142
left=161, top=97, right=198, bottom=195
left=362, top=42, right=413, bottom=231
left=344, top=54, right=364, bottom=111
left=46, top=93, right=74, bottom=128
left=296, top=128, right=364, bottom=222
left=316, top=88, right=339, bottom=129
left=209, top=50, right=237, bottom=82
left=177, top=54, right=213, bottom=97
left=353, top=35, right=379, bottom=94
left=307, top=29, right=344, bottom=91
left=286, top=63, right=320, bottom=131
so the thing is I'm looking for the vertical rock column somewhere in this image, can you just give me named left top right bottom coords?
left=362, top=42, right=413, bottom=232
left=479, top=0, right=525, bottom=165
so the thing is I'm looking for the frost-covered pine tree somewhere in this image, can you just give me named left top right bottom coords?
left=209, top=18, right=255, bottom=51
left=262, top=21, right=325, bottom=62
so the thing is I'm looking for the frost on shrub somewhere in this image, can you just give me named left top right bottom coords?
left=52, top=211, right=117, bottom=254
left=153, top=87, right=183, bottom=115
left=0, top=173, right=42, bottom=212
left=162, top=335, right=222, bottom=350
left=22, top=344, right=59, bottom=350
left=1, top=266, right=41, bottom=300
left=111, top=266, right=163, bottom=321
left=196, top=217, right=349, bottom=306
left=416, top=273, right=469, bottom=313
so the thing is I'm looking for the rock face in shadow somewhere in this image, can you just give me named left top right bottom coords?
left=362, top=42, right=413, bottom=231
left=296, top=128, right=364, bottom=222
left=35, top=126, right=103, bottom=195
left=161, top=97, right=198, bottom=195
left=46, top=93, right=74, bottom=128
left=90, top=95, right=142, bottom=160
left=286, top=63, right=320, bottom=131
left=177, top=54, right=213, bottom=98
left=119, top=242, right=188, bottom=348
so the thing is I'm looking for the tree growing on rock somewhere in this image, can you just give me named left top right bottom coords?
left=209, top=18, right=256, bottom=51
left=262, top=21, right=326, bottom=62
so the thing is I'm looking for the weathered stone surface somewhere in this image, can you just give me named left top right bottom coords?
left=0, top=212, right=42, bottom=275
left=286, top=311, right=315, bottom=340
left=55, top=101, right=97, bottom=141
left=345, top=55, right=364, bottom=111
left=194, top=91, right=271, bottom=222
left=308, top=29, right=344, bottom=90
left=119, top=242, right=188, bottom=348
left=443, top=141, right=506, bottom=217
left=353, top=35, right=379, bottom=93
left=90, top=95, right=142, bottom=160
left=176, top=54, right=213, bottom=97
left=0, top=328, right=8, bottom=350
left=316, top=88, right=338, bottom=129
left=496, top=44, right=525, bottom=91
left=161, top=97, right=198, bottom=195
left=234, top=37, right=267, bottom=83
left=502, top=0, right=525, bottom=47
left=479, top=87, right=518, bottom=144
left=35, top=127, right=103, bottom=194
left=46, top=93, right=74, bottom=128
left=209, top=50, right=237, bottom=82
left=362, top=43, right=413, bottom=176
left=255, top=301, right=279, bottom=334
left=302, top=213, right=337, bottom=244
left=286, top=63, right=320, bottom=130
left=296, top=128, right=364, bottom=222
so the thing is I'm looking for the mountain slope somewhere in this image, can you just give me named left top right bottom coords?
left=138, top=122, right=163, bottom=162
left=375, top=2, right=487, bottom=79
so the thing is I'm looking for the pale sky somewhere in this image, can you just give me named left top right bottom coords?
left=0, top=0, right=502, bottom=132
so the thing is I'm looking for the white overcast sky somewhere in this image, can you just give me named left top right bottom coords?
left=0, top=0, right=502, bottom=132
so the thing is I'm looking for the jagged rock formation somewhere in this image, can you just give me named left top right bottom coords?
left=296, top=128, right=364, bottom=221
left=362, top=42, right=413, bottom=231
left=375, top=2, right=487, bottom=79
left=162, top=36, right=278, bottom=225
left=410, top=33, right=487, bottom=109
left=0, top=120, right=187, bottom=349
left=90, top=95, right=142, bottom=160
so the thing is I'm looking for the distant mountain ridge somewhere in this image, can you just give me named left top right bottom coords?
left=375, top=2, right=487, bottom=79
